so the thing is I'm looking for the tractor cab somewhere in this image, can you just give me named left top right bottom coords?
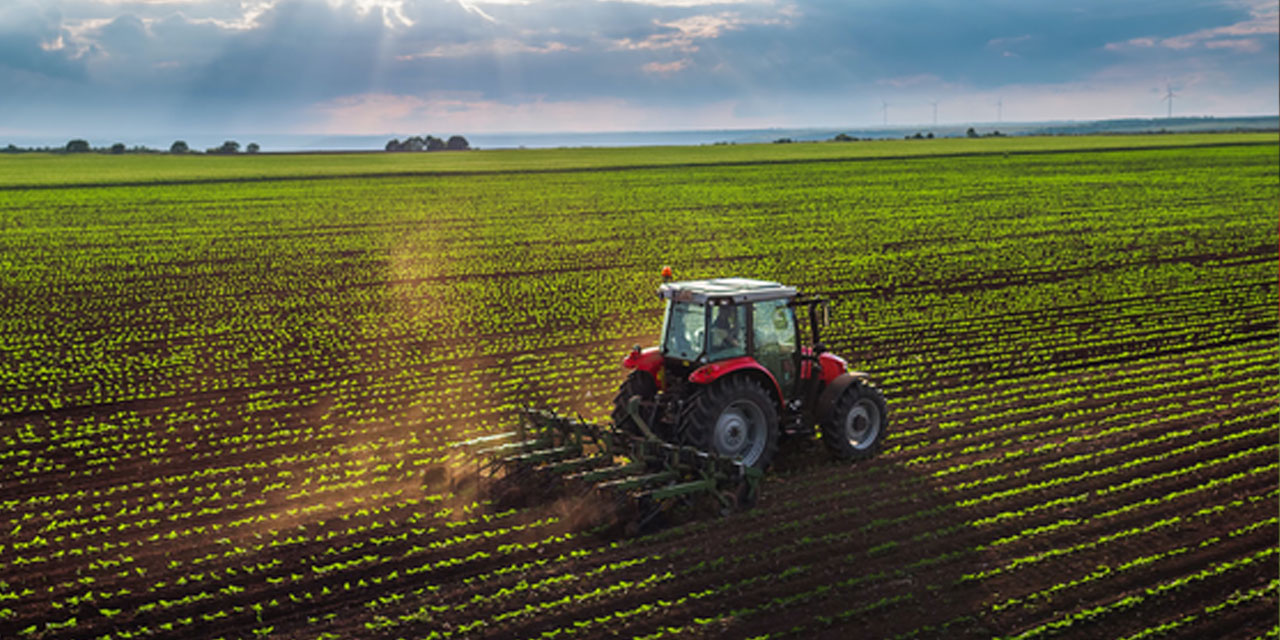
left=658, top=278, right=804, bottom=397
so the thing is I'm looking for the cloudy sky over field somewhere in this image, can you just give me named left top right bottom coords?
left=1, top=0, right=1277, bottom=137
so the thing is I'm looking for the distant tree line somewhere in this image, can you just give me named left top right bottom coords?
left=2, top=139, right=262, bottom=154
left=203, top=140, right=260, bottom=154
left=966, top=128, right=1005, bottom=138
left=385, top=135, right=470, bottom=152
left=828, top=132, right=937, bottom=142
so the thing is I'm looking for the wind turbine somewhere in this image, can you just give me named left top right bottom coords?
left=881, top=99, right=889, bottom=126
left=996, top=97, right=1003, bottom=123
left=1162, top=82, right=1177, bottom=118
left=929, top=100, right=939, bottom=126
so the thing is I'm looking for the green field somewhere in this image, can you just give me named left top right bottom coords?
left=1, top=134, right=1277, bottom=639
left=1, top=132, right=1273, bottom=187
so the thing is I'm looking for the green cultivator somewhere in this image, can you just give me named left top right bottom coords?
left=459, top=405, right=764, bottom=533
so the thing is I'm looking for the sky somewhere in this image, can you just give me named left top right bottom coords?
left=1, top=0, right=1277, bottom=138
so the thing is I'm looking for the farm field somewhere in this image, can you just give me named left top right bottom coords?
left=0, top=134, right=1277, bottom=639
left=1, top=132, right=1274, bottom=188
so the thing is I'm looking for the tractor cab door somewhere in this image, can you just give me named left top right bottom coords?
left=706, top=304, right=748, bottom=361
left=751, top=299, right=798, bottom=399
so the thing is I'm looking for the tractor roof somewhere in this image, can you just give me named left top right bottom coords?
left=658, top=278, right=797, bottom=305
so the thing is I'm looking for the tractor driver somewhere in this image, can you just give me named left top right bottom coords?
left=708, top=306, right=746, bottom=358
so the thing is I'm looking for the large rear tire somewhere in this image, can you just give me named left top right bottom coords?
left=611, top=371, right=658, bottom=438
left=822, top=381, right=889, bottom=461
left=678, top=375, right=780, bottom=469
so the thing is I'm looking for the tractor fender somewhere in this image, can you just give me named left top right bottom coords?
left=817, top=352, right=849, bottom=384
left=815, top=371, right=873, bottom=425
left=622, top=346, right=663, bottom=384
left=688, top=356, right=784, bottom=406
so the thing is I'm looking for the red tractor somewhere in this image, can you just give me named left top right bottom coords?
left=460, top=275, right=888, bottom=527
left=613, top=277, right=888, bottom=469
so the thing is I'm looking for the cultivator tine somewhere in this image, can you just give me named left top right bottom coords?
left=596, top=470, right=680, bottom=492
left=569, top=461, right=647, bottom=484
left=543, top=454, right=614, bottom=475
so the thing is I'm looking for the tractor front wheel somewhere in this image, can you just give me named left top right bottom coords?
left=611, top=371, right=658, bottom=438
left=822, top=381, right=889, bottom=461
left=679, top=375, right=779, bottom=469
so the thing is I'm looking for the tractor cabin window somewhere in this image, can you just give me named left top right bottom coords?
left=752, top=299, right=798, bottom=391
left=706, top=304, right=747, bottom=361
left=663, top=301, right=707, bottom=361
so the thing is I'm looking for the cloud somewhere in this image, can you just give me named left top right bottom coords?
left=986, top=34, right=1031, bottom=58
left=0, top=0, right=1275, bottom=138
left=610, top=13, right=744, bottom=52
left=455, top=0, right=498, bottom=22
left=1202, top=38, right=1263, bottom=52
left=987, top=34, right=1031, bottom=48
left=309, top=92, right=429, bottom=131
left=398, top=39, right=577, bottom=59
left=604, top=0, right=769, bottom=5
left=91, top=14, right=151, bottom=55
left=877, top=74, right=942, bottom=89
left=642, top=58, right=690, bottom=74
left=0, top=2, right=89, bottom=78
left=1103, top=0, right=1277, bottom=52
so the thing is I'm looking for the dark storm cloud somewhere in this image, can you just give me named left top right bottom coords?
left=0, top=2, right=87, bottom=79
left=93, top=13, right=149, bottom=56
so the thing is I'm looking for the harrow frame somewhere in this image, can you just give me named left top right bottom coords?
left=455, top=405, right=764, bottom=531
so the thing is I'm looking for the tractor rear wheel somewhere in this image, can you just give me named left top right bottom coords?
left=678, top=375, right=779, bottom=469
left=822, top=381, right=889, bottom=461
left=611, top=371, right=658, bottom=438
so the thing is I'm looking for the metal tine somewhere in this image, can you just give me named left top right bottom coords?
left=452, top=431, right=522, bottom=448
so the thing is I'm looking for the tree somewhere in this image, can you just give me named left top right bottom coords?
left=209, top=140, right=240, bottom=154
left=246, top=142, right=260, bottom=153
left=66, top=139, right=90, bottom=153
left=403, top=136, right=426, bottom=151
left=832, top=133, right=856, bottom=142
left=110, top=142, right=126, bottom=154
left=426, top=136, right=445, bottom=151
left=170, top=140, right=189, bottom=154
left=446, top=135, right=470, bottom=151
left=385, top=138, right=402, bottom=152
left=966, top=127, right=979, bottom=138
